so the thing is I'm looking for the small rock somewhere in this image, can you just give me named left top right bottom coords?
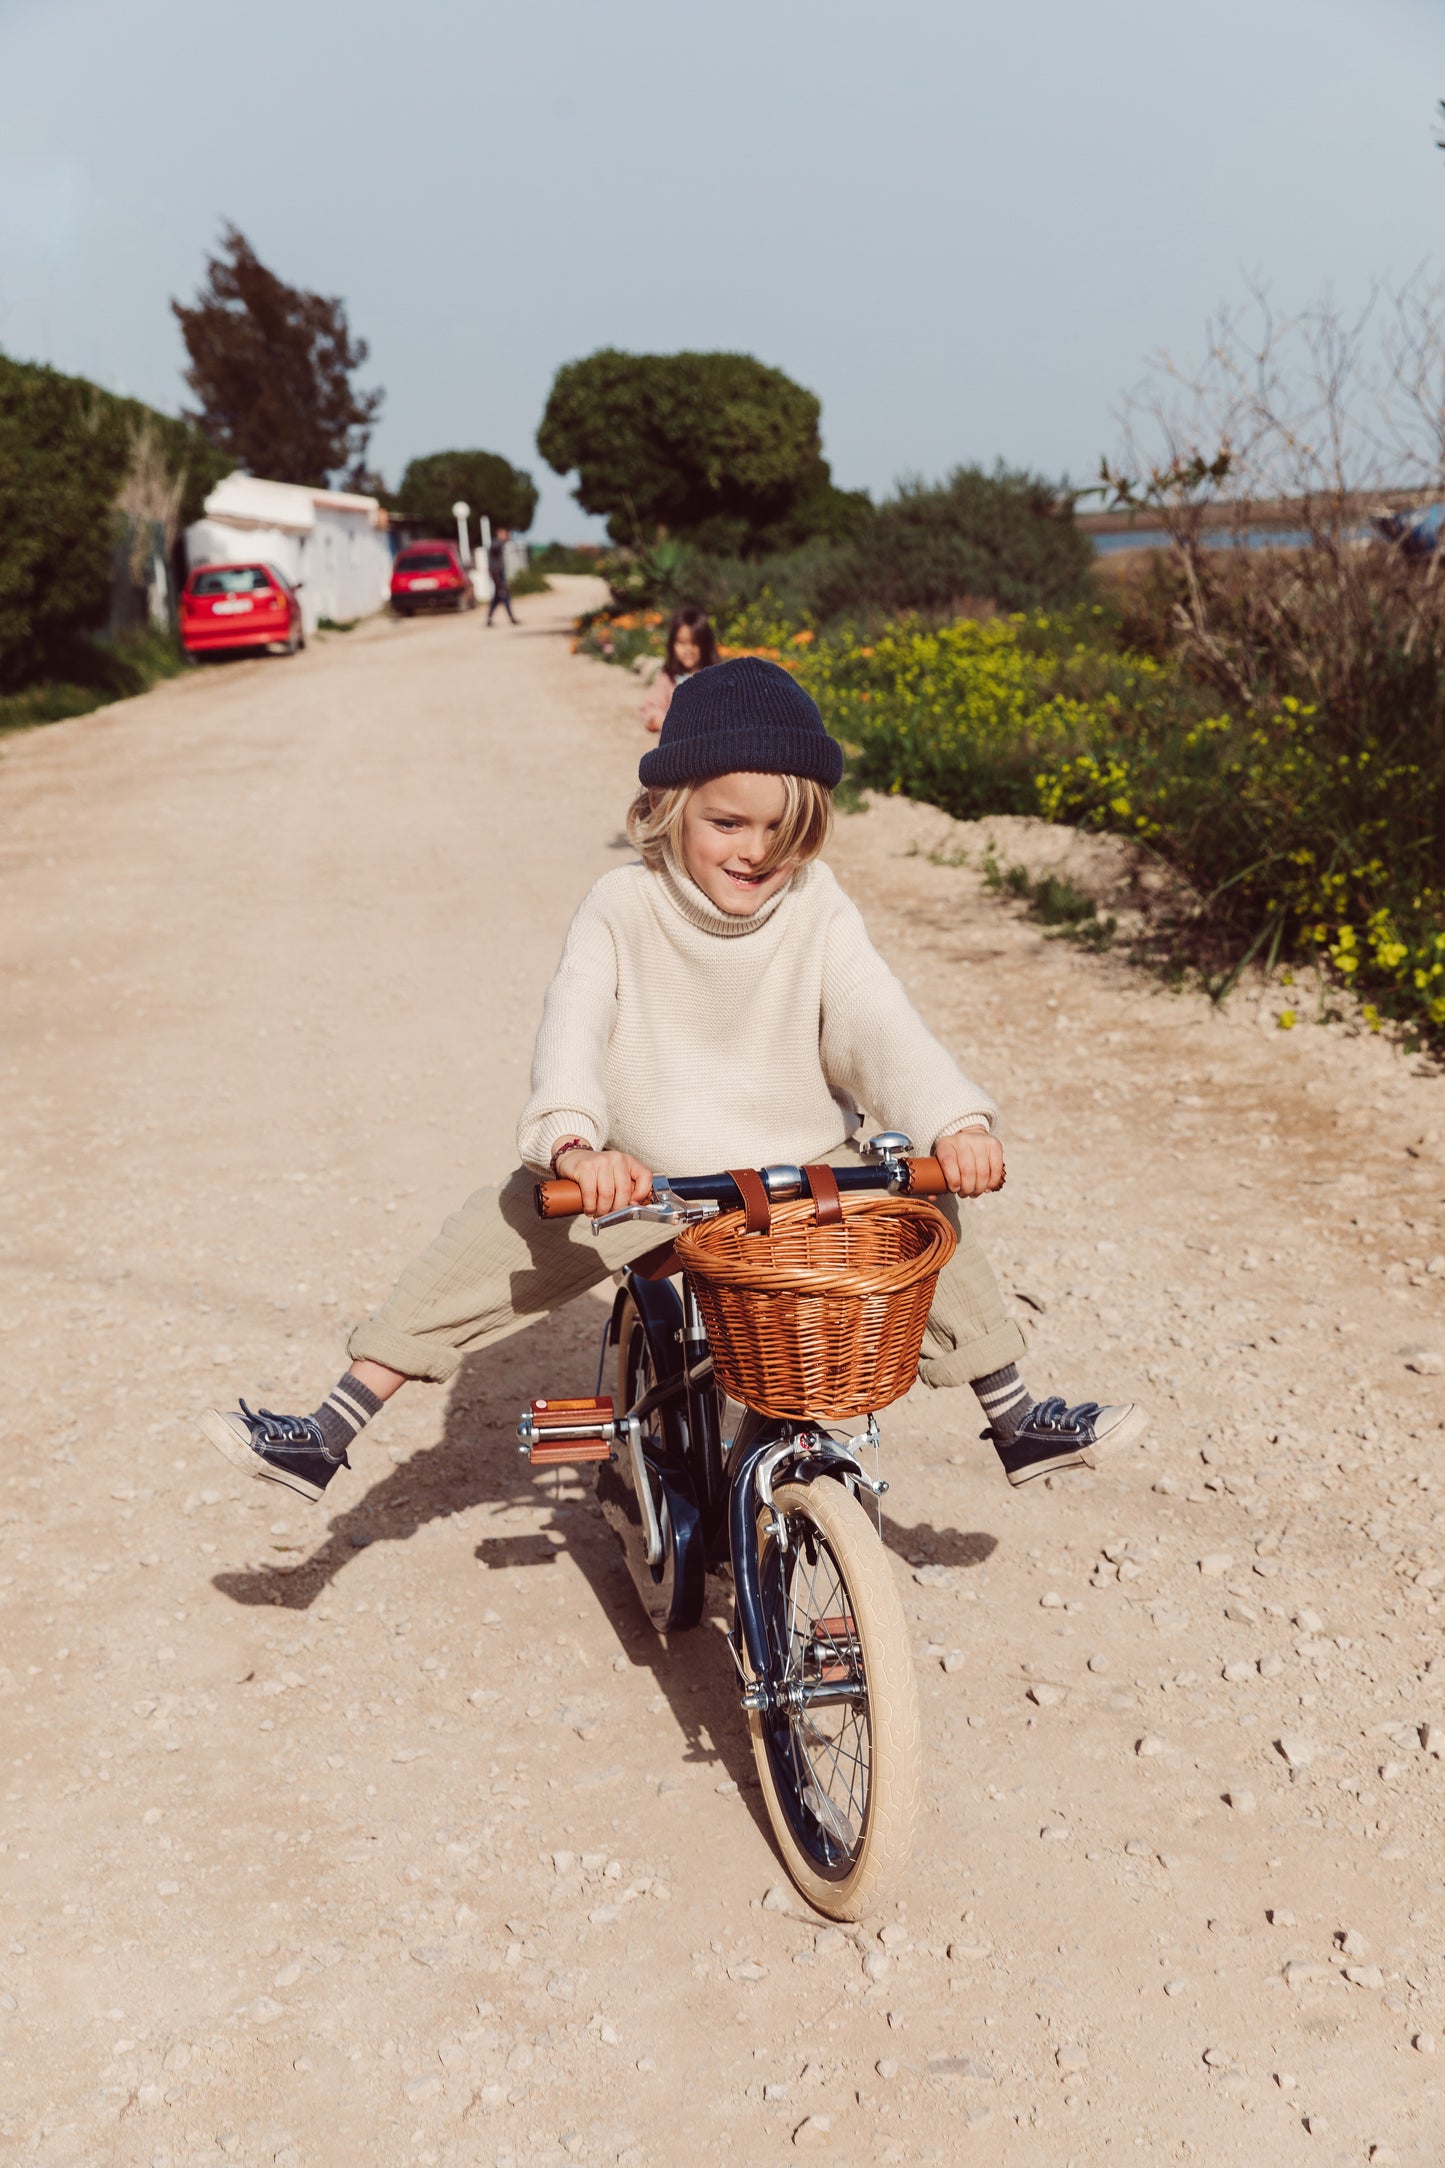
left=1086, top=1654, right=1108, bottom=1673
left=877, top=1922, right=910, bottom=1950
left=552, top=1850, right=575, bottom=1876
left=1028, top=1683, right=1067, bottom=1708
left=1302, top=2115, right=1328, bottom=2136
left=729, top=1960, right=768, bottom=1983
left=1258, top=1653, right=1285, bottom=1678
left=876, top=2057, right=899, bottom=2079
left=1040, top=1591, right=1065, bottom=1610
left=1199, top=1554, right=1233, bottom=1577
left=272, top=1962, right=302, bottom=1988
left=762, top=1884, right=793, bottom=1914
left=1276, top=1734, right=1316, bottom=1769
left=1283, top=1961, right=1329, bottom=1990
left=1275, top=2072, right=1297, bottom=2091
left=1163, top=1978, right=1187, bottom=1997
left=1222, top=1661, right=1255, bottom=1684
left=1224, top=1602, right=1257, bottom=1625
left=1413, top=2031, right=1436, bottom=2054
left=941, top=1651, right=966, bottom=1674
left=1266, top=1908, right=1296, bottom=1927
left=1343, top=1963, right=1384, bottom=1989
left=1202, top=2047, right=1231, bottom=2068
left=1136, top=1734, right=1166, bottom=1757
left=403, top=2074, right=442, bottom=2104
left=1293, top=1608, right=1324, bottom=1634
left=1124, top=1837, right=1151, bottom=1856
left=1369, top=2147, right=1400, bottom=2164
left=1337, top=1928, right=1369, bottom=1958
left=1404, top=1350, right=1443, bottom=1376
left=250, top=1998, right=285, bottom=2025
left=1039, top=1822, right=1072, bottom=1842
left=763, top=2082, right=789, bottom=2101
left=1224, top=1788, right=1256, bottom=1814
left=1055, top=2042, right=1089, bottom=2072
left=792, top=2114, right=832, bottom=2150
left=862, top=1952, right=889, bottom=1982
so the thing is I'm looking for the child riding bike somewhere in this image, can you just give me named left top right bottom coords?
left=202, top=657, right=1144, bottom=1498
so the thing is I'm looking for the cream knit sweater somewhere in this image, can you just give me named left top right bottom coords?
left=516, top=851, right=999, bottom=1177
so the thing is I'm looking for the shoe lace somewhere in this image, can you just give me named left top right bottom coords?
left=239, top=1399, right=327, bottom=1452
left=1025, top=1396, right=1102, bottom=1437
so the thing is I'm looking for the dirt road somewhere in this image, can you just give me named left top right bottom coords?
left=3, top=576, right=1445, bottom=2166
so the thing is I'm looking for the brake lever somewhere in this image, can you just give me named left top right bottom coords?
left=590, top=1194, right=720, bottom=1236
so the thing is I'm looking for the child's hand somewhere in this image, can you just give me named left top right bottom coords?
left=934, top=1128, right=1005, bottom=1197
left=555, top=1148, right=654, bottom=1215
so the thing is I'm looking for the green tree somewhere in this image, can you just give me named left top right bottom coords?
left=536, top=348, right=863, bottom=554
left=172, top=225, right=383, bottom=488
left=0, top=352, right=226, bottom=690
left=395, top=449, right=537, bottom=545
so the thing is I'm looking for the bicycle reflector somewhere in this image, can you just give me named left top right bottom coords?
left=516, top=1395, right=616, bottom=1465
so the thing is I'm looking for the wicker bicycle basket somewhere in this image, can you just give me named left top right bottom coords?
left=673, top=1186, right=957, bottom=1421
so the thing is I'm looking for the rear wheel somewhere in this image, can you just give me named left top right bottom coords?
left=747, top=1477, right=920, bottom=1920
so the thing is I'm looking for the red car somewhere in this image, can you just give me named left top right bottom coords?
left=180, top=562, right=304, bottom=658
left=390, top=540, right=476, bottom=615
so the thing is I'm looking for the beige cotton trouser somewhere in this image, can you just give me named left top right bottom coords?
left=349, top=1143, right=1026, bottom=1392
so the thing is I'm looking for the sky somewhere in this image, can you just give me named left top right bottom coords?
left=2, top=0, right=1443, bottom=540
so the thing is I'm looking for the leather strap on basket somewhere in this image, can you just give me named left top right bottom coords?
left=802, top=1163, right=842, bottom=1227
left=727, top=1167, right=772, bottom=1234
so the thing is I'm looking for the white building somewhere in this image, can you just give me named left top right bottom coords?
left=185, top=474, right=393, bottom=634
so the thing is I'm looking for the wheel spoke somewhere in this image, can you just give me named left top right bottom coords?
left=763, top=1510, right=872, bottom=1866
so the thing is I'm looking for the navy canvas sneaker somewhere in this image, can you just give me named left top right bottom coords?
left=199, top=1401, right=349, bottom=1502
left=988, top=1397, right=1147, bottom=1486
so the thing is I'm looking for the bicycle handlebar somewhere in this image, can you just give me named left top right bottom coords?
left=534, top=1156, right=950, bottom=1221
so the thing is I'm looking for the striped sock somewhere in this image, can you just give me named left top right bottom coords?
left=973, top=1363, right=1032, bottom=1445
left=310, top=1372, right=384, bottom=1464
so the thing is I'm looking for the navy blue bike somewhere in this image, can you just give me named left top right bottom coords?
left=518, top=1132, right=946, bottom=1919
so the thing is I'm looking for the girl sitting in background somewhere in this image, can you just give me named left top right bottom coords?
left=641, top=606, right=719, bottom=731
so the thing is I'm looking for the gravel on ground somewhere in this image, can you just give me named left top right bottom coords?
left=2, top=575, right=1444, bottom=2164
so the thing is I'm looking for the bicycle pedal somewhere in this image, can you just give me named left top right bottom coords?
left=517, top=1395, right=616, bottom=1466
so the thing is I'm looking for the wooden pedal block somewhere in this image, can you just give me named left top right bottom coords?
left=520, top=1395, right=615, bottom=1465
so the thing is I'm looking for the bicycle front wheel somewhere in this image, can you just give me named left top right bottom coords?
left=747, top=1477, right=921, bottom=1920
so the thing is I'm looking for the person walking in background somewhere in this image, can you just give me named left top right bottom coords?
left=641, top=605, right=719, bottom=730
left=486, top=527, right=517, bottom=626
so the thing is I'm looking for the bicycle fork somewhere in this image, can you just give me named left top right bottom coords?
left=726, top=1426, right=887, bottom=1717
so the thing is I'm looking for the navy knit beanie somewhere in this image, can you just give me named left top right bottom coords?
left=637, top=655, right=845, bottom=790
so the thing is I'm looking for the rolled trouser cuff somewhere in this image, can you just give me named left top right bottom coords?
left=347, top=1319, right=465, bottom=1385
left=917, top=1316, right=1027, bottom=1392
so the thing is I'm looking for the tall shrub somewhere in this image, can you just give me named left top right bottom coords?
left=811, top=465, right=1094, bottom=621
left=0, top=353, right=226, bottom=690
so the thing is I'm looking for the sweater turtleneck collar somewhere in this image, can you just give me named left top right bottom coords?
left=655, top=845, right=797, bottom=939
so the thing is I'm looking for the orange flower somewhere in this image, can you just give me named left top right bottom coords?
left=789, top=628, right=816, bottom=646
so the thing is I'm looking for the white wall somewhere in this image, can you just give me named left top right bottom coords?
left=307, top=504, right=392, bottom=627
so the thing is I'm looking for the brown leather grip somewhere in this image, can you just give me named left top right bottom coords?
left=802, top=1163, right=842, bottom=1226
left=534, top=1179, right=585, bottom=1219
left=905, top=1156, right=949, bottom=1196
left=727, top=1166, right=772, bottom=1233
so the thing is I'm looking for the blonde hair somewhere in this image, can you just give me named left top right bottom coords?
left=627, top=773, right=834, bottom=879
